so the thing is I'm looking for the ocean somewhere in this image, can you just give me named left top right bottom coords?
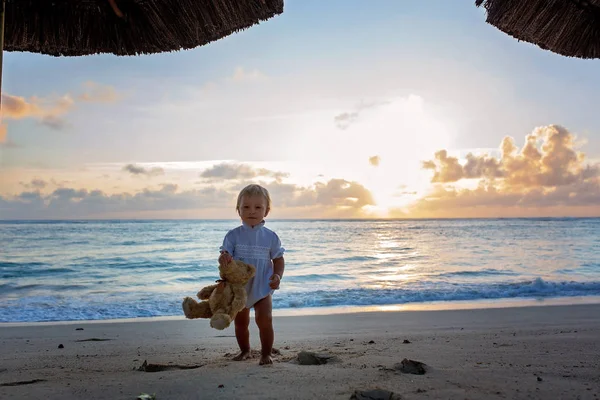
left=1, top=218, right=599, bottom=323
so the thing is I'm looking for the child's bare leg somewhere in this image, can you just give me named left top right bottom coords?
left=254, top=295, right=274, bottom=365
left=233, top=307, right=251, bottom=361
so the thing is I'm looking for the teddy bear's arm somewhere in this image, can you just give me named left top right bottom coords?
left=197, top=284, right=219, bottom=300
left=182, top=297, right=213, bottom=319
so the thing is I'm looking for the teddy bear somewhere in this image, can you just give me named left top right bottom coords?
left=182, top=259, right=256, bottom=330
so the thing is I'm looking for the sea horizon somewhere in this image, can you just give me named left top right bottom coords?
left=2, top=216, right=600, bottom=222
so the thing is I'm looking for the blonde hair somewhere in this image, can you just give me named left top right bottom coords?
left=236, top=184, right=271, bottom=212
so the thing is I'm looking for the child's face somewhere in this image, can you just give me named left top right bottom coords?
left=238, top=195, right=269, bottom=225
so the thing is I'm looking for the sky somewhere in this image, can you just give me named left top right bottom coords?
left=1, top=0, right=599, bottom=219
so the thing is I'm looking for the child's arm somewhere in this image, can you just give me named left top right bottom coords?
left=269, top=232, right=285, bottom=289
left=219, top=231, right=235, bottom=266
left=269, top=256, right=285, bottom=290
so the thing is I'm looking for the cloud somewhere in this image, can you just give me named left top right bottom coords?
left=230, top=67, right=267, bottom=83
left=122, top=163, right=165, bottom=177
left=0, top=82, right=120, bottom=142
left=0, top=185, right=232, bottom=219
left=50, top=178, right=73, bottom=188
left=52, top=187, right=88, bottom=200
left=40, top=115, right=69, bottom=130
left=267, top=179, right=374, bottom=209
left=1, top=93, right=74, bottom=129
left=0, top=178, right=375, bottom=219
left=334, top=111, right=359, bottom=130
left=314, top=179, right=375, bottom=208
left=20, top=179, right=47, bottom=189
left=200, top=163, right=289, bottom=182
left=334, top=100, right=391, bottom=129
left=408, top=181, right=600, bottom=218
left=369, top=155, right=381, bottom=167
left=413, top=125, right=600, bottom=216
left=77, top=81, right=120, bottom=103
left=422, top=125, right=597, bottom=187
left=201, top=67, right=268, bottom=90
left=422, top=149, right=469, bottom=183
left=0, top=124, right=6, bottom=144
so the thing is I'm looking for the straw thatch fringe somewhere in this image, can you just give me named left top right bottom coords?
left=475, top=0, right=600, bottom=59
left=4, top=0, right=284, bottom=56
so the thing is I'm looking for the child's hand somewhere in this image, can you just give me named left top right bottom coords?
left=269, top=274, right=281, bottom=290
left=219, top=251, right=232, bottom=266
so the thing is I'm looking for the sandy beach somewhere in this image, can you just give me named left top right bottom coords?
left=1, top=303, right=598, bottom=400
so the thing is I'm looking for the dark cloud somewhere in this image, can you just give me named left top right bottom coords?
left=40, top=115, right=69, bottom=130
left=200, top=163, right=289, bottom=182
left=0, top=185, right=232, bottom=219
left=122, top=164, right=165, bottom=177
left=20, top=179, right=47, bottom=190
left=52, top=188, right=88, bottom=200
left=0, top=178, right=375, bottom=219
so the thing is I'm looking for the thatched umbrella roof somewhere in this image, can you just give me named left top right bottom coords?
left=475, top=0, right=600, bottom=59
left=3, top=0, right=284, bottom=57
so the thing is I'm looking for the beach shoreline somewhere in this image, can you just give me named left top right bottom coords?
left=1, top=303, right=598, bottom=399
left=3, top=294, right=600, bottom=327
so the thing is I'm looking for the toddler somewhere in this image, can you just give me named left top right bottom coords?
left=218, top=184, right=285, bottom=365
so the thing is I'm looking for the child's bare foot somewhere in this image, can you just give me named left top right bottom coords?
left=259, top=354, right=273, bottom=365
left=232, top=350, right=252, bottom=361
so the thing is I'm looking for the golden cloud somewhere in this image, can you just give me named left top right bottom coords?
left=423, top=125, right=596, bottom=188
left=264, top=179, right=375, bottom=216
left=0, top=124, right=6, bottom=144
left=314, top=179, right=374, bottom=208
left=369, top=155, right=381, bottom=167
left=415, top=125, right=600, bottom=216
left=1, top=94, right=74, bottom=122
